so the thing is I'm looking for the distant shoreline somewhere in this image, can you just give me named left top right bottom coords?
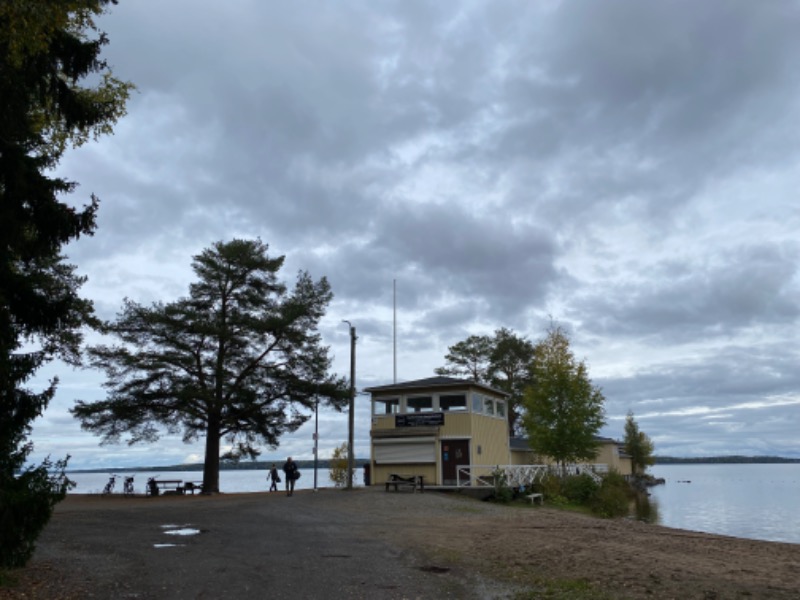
left=653, top=455, right=800, bottom=465
left=67, top=458, right=369, bottom=474
left=65, top=455, right=800, bottom=473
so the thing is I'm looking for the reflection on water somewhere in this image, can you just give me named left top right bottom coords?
left=164, top=528, right=200, bottom=536
left=630, top=491, right=659, bottom=524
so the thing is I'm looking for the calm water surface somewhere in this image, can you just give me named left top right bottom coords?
left=68, top=468, right=346, bottom=495
left=647, top=463, right=800, bottom=545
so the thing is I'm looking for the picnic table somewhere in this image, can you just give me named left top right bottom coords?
left=384, top=473, right=424, bottom=493
left=183, top=481, right=203, bottom=494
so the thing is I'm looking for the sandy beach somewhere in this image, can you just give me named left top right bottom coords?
left=2, top=487, right=799, bottom=599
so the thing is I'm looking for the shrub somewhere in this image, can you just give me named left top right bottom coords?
left=562, top=473, right=599, bottom=504
left=0, top=457, right=73, bottom=568
left=491, top=467, right=513, bottom=503
left=589, top=470, right=631, bottom=518
left=328, top=443, right=348, bottom=488
left=534, top=473, right=569, bottom=506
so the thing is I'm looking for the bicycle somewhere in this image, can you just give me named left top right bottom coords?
left=102, top=474, right=118, bottom=495
left=123, top=476, right=135, bottom=496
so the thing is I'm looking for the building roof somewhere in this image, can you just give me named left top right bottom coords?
left=509, top=437, right=531, bottom=451
left=364, top=376, right=509, bottom=397
left=510, top=435, right=623, bottom=452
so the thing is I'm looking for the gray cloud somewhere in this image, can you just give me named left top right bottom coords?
left=28, top=1, right=800, bottom=468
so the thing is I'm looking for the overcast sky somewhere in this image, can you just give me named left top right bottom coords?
left=28, top=0, right=800, bottom=471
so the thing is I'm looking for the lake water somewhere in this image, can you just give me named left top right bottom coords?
left=647, top=464, right=800, bottom=545
left=67, top=468, right=352, bottom=495
left=68, top=463, right=800, bottom=545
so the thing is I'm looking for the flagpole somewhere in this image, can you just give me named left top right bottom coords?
left=393, top=279, right=397, bottom=384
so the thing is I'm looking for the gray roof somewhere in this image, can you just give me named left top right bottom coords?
left=364, top=376, right=509, bottom=397
left=510, top=436, right=623, bottom=451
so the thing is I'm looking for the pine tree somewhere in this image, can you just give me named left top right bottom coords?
left=0, top=0, right=131, bottom=567
left=72, top=240, right=349, bottom=493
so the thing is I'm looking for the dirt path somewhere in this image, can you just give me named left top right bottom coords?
left=2, top=488, right=799, bottom=599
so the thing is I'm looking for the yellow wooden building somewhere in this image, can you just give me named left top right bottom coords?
left=366, top=376, right=632, bottom=488
left=366, top=376, right=510, bottom=486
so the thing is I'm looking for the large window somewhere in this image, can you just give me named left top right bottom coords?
left=406, top=396, right=433, bottom=412
left=373, top=397, right=399, bottom=415
left=439, top=394, right=467, bottom=411
left=471, top=392, right=506, bottom=418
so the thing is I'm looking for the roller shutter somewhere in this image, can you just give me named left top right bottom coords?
left=373, top=437, right=436, bottom=464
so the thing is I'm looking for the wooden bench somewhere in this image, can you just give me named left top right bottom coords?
left=147, top=479, right=185, bottom=496
left=526, top=492, right=544, bottom=505
left=385, top=474, right=424, bottom=493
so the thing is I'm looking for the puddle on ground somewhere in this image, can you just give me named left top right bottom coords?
left=163, top=528, right=201, bottom=536
left=153, top=543, right=185, bottom=548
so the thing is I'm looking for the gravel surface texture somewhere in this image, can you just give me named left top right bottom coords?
left=2, top=487, right=799, bottom=599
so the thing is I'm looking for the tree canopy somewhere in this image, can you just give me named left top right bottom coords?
left=435, top=334, right=493, bottom=382
left=0, top=0, right=130, bottom=567
left=436, top=328, right=535, bottom=434
left=71, top=239, right=348, bottom=493
left=624, top=411, right=655, bottom=475
left=522, top=325, right=606, bottom=473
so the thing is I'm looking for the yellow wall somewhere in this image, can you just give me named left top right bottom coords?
left=509, top=441, right=632, bottom=476
left=467, top=414, right=509, bottom=466
left=438, top=412, right=473, bottom=437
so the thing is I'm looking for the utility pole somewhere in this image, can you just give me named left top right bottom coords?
left=313, top=395, right=319, bottom=492
left=343, top=321, right=356, bottom=489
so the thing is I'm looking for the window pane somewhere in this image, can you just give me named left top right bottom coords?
left=496, top=400, right=506, bottom=418
left=440, top=394, right=467, bottom=411
left=472, top=393, right=483, bottom=413
left=373, top=397, right=399, bottom=415
left=407, top=396, right=433, bottom=412
left=483, top=397, right=495, bottom=415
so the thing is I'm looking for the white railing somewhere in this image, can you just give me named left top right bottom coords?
left=565, top=463, right=608, bottom=484
left=455, top=464, right=549, bottom=488
left=455, top=463, right=609, bottom=488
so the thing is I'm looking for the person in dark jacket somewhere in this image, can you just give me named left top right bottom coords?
left=282, top=457, right=298, bottom=496
left=268, top=464, right=280, bottom=492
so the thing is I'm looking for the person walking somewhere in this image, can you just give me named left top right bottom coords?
left=282, top=457, right=298, bottom=496
left=268, top=463, right=280, bottom=492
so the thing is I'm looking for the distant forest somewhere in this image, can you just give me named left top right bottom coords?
left=654, top=456, right=800, bottom=464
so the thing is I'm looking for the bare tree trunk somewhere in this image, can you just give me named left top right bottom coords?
left=202, top=414, right=221, bottom=493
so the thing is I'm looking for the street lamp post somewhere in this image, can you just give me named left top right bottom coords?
left=313, top=395, right=319, bottom=492
left=342, top=320, right=356, bottom=490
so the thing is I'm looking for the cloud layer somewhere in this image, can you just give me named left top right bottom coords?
left=29, top=0, right=800, bottom=469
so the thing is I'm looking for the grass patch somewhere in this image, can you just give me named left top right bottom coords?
left=513, top=577, right=613, bottom=600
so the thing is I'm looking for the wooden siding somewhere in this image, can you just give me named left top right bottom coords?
left=439, top=412, right=473, bottom=437
left=468, top=414, right=509, bottom=466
